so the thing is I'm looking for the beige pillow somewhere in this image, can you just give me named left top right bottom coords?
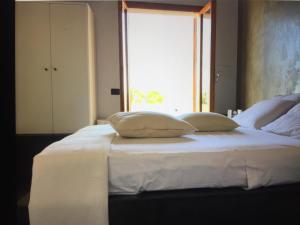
left=107, top=111, right=196, bottom=138
left=178, top=112, right=238, bottom=132
left=232, top=99, right=296, bottom=129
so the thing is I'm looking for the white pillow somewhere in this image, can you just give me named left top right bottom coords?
left=178, top=112, right=238, bottom=131
left=273, top=93, right=300, bottom=102
left=261, top=103, right=300, bottom=138
left=107, top=111, right=196, bottom=138
left=232, top=99, right=296, bottom=129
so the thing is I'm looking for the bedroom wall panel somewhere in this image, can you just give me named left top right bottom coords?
left=238, top=0, right=300, bottom=108
left=15, top=2, right=96, bottom=134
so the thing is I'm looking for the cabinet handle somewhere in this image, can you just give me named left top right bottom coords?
left=53, top=67, right=57, bottom=71
left=44, top=67, right=49, bottom=71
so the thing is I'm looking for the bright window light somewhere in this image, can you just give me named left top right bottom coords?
left=123, top=6, right=213, bottom=115
left=127, top=11, right=196, bottom=115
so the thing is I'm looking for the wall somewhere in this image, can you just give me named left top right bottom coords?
left=238, top=0, right=300, bottom=108
left=215, top=0, right=238, bottom=114
left=87, top=1, right=121, bottom=118
left=88, top=0, right=238, bottom=117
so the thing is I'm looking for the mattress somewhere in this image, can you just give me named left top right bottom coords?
left=108, top=126, right=300, bottom=194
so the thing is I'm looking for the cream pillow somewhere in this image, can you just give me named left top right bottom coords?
left=273, top=93, right=300, bottom=103
left=178, top=112, right=238, bottom=132
left=232, top=99, right=296, bottom=129
left=107, top=111, right=196, bottom=138
left=261, top=103, right=300, bottom=138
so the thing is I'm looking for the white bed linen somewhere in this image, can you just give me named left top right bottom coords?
left=29, top=125, right=300, bottom=225
left=109, top=127, right=300, bottom=194
left=29, top=126, right=115, bottom=225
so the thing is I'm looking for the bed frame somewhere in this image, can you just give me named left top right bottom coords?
left=109, top=183, right=300, bottom=225
left=18, top=182, right=300, bottom=225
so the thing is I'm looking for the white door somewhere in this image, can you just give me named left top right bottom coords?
left=16, top=3, right=53, bottom=134
left=50, top=3, right=90, bottom=133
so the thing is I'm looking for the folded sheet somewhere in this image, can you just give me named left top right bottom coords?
left=239, top=146, right=300, bottom=189
left=29, top=125, right=116, bottom=225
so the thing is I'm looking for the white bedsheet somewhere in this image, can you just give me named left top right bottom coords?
left=109, top=127, right=300, bottom=194
left=29, top=125, right=300, bottom=225
left=29, top=126, right=115, bottom=225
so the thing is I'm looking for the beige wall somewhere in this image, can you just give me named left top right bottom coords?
left=87, top=0, right=238, bottom=117
left=88, top=1, right=121, bottom=118
left=238, top=0, right=300, bottom=108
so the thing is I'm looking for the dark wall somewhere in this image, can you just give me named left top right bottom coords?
left=237, top=0, right=300, bottom=108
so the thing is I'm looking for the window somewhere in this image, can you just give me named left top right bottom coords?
left=119, top=1, right=216, bottom=114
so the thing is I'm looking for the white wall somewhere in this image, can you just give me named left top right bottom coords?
left=88, top=1, right=121, bottom=118
left=88, top=0, right=238, bottom=118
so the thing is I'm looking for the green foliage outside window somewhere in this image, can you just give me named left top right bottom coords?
left=130, top=89, right=164, bottom=105
left=129, top=89, right=145, bottom=105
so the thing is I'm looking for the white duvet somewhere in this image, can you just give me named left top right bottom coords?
left=29, top=125, right=300, bottom=225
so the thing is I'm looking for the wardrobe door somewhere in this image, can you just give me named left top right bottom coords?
left=50, top=3, right=90, bottom=133
left=16, top=3, right=53, bottom=134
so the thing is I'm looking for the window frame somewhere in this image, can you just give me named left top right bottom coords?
left=118, top=0, right=216, bottom=112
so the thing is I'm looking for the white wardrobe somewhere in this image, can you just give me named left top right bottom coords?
left=16, top=2, right=96, bottom=134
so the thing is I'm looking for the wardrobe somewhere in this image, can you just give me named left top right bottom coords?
left=16, top=2, right=96, bottom=134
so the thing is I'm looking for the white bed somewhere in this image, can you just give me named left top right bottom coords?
left=109, top=125, right=300, bottom=194
left=29, top=124, right=300, bottom=225
left=29, top=97, right=300, bottom=225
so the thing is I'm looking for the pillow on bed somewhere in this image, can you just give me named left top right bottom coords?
left=261, top=103, right=300, bottom=138
left=107, top=111, right=196, bottom=138
left=232, top=98, right=296, bottom=129
left=178, top=112, right=238, bottom=131
left=273, top=93, right=300, bottom=102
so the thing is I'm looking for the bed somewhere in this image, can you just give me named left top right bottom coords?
left=28, top=95, right=300, bottom=225
left=109, top=126, right=300, bottom=194
left=28, top=123, right=300, bottom=225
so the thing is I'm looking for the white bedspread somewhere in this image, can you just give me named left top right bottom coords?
left=29, top=126, right=115, bottom=225
left=109, top=127, right=300, bottom=193
left=29, top=125, right=300, bottom=225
